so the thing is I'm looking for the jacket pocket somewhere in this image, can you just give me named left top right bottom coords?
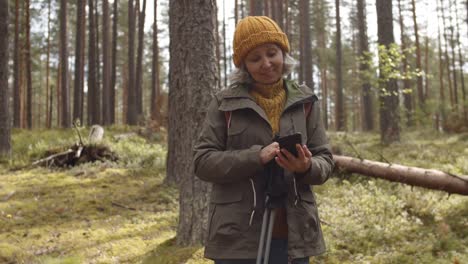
left=288, top=190, right=320, bottom=245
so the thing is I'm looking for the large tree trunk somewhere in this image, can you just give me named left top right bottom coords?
left=74, top=0, right=86, bottom=124
left=0, top=0, right=10, bottom=157
left=334, top=155, right=468, bottom=195
left=454, top=0, right=467, bottom=121
left=357, top=0, right=373, bottom=131
left=335, top=0, right=345, bottom=131
left=441, top=0, right=454, bottom=109
left=60, top=0, right=70, bottom=127
left=250, top=0, right=263, bottom=15
left=102, top=0, right=112, bottom=125
left=127, top=0, right=137, bottom=125
left=436, top=0, right=446, bottom=131
left=168, top=0, right=218, bottom=246
left=376, top=0, right=400, bottom=144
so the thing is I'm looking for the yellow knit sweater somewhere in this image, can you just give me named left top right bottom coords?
left=249, top=79, right=286, bottom=134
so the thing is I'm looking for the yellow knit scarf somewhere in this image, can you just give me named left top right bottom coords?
left=249, top=79, right=286, bottom=134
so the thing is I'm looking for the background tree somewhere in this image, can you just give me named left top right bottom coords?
left=411, top=0, right=424, bottom=112
left=111, top=0, right=118, bottom=124
left=25, top=0, right=32, bottom=129
left=88, top=0, right=100, bottom=125
left=167, top=0, right=218, bottom=245
left=0, top=0, right=10, bottom=157
left=376, top=0, right=400, bottom=144
left=151, top=0, right=160, bottom=121
left=13, top=0, right=20, bottom=128
left=135, top=0, right=147, bottom=118
left=300, top=0, right=313, bottom=90
left=74, top=0, right=86, bottom=124
left=102, top=0, right=112, bottom=125
left=59, top=0, right=70, bottom=127
left=335, top=0, right=345, bottom=131
left=127, top=0, right=137, bottom=125
left=357, top=0, right=373, bottom=131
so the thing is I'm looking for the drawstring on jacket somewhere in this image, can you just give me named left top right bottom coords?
left=249, top=178, right=257, bottom=226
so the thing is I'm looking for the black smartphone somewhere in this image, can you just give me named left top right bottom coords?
left=276, top=133, right=302, bottom=157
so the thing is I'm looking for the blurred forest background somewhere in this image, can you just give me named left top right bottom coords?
left=0, top=0, right=467, bottom=263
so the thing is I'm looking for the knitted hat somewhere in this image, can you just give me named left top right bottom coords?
left=233, top=16, right=290, bottom=68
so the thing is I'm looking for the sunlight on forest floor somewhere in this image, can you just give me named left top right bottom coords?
left=0, top=128, right=467, bottom=263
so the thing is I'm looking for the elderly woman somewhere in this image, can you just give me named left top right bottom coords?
left=193, top=16, right=334, bottom=264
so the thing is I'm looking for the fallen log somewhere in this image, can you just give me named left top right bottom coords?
left=333, top=155, right=468, bottom=195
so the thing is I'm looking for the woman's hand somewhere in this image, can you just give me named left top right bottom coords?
left=259, top=142, right=280, bottom=165
left=275, top=144, right=312, bottom=173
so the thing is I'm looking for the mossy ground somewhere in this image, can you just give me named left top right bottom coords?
left=0, top=128, right=467, bottom=263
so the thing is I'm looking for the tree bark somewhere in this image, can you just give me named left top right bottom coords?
left=102, top=0, right=112, bottom=125
left=436, top=0, right=446, bottom=130
left=250, top=0, right=263, bottom=15
left=454, top=0, right=467, bottom=121
left=168, top=0, right=218, bottom=246
left=335, top=0, right=345, bottom=131
left=334, top=155, right=468, bottom=195
left=357, top=0, right=373, bottom=131
left=74, top=0, right=86, bottom=124
left=441, top=0, right=454, bottom=109
left=60, top=0, right=70, bottom=127
left=0, top=0, right=10, bottom=157
left=376, top=0, right=400, bottom=144
left=127, top=0, right=138, bottom=125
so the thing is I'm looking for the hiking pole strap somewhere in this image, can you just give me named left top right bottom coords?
left=263, top=209, right=276, bottom=264
left=256, top=208, right=271, bottom=264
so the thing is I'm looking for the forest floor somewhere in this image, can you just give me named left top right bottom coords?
left=0, top=127, right=467, bottom=264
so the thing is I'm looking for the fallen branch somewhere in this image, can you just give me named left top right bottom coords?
left=32, top=149, right=74, bottom=166
left=111, top=201, right=137, bottom=211
left=333, top=155, right=468, bottom=195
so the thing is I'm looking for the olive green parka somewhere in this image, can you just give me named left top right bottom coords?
left=193, top=79, right=334, bottom=260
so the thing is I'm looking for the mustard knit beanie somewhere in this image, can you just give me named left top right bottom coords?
left=233, top=16, right=290, bottom=68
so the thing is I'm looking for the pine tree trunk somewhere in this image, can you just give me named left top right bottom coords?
left=151, top=0, right=160, bottom=121
left=111, top=0, right=117, bottom=124
left=250, top=0, right=263, bottom=15
left=411, top=0, right=424, bottom=111
left=74, top=0, right=86, bottom=124
left=454, top=0, right=467, bottom=121
left=102, top=0, right=112, bottom=125
left=46, top=0, right=51, bottom=128
left=436, top=0, right=446, bottom=130
left=25, top=0, right=32, bottom=129
left=167, top=0, right=218, bottom=246
left=13, top=0, right=20, bottom=128
left=88, top=0, right=99, bottom=125
left=0, top=0, right=10, bottom=157
left=398, top=0, right=414, bottom=127
left=335, top=0, right=345, bottom=131
left=357, top=0, right=373, bottom=131
left=300, top=0, right=313, bottom=91
left=448, top=0, right=458, bottom=111
left=376, top=0, right=400, bottom=144
left=135, top=0, right=146, bottom=118
left=127, top=0, right=137, bottom=125
left=60, top=0, right=70, bottom=127
left=441, top=0, right=454, bottom=110
left=223, top=0, right=228, bottom=88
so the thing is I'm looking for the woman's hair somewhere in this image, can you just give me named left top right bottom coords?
left=228, top=53, right=297, bottom=87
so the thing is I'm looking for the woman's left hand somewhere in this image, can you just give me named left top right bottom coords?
left=275, top=144, right=312, bottom=174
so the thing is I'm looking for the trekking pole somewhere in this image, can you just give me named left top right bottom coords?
left=262, top=209, right=276, bottom=264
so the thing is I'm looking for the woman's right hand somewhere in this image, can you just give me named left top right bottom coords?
left=259, top=142, right=280, bottom=165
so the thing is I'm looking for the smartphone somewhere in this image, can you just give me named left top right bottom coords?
left=276, top=132, right=302, bottom=157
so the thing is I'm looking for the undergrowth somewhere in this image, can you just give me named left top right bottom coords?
left=0, top=128, right=466, bottom=263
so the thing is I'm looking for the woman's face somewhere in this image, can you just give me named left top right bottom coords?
left=244, top=43, right=284, bottom=85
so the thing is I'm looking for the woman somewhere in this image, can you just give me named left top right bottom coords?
left=193, top=16, right=334, bottom=264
